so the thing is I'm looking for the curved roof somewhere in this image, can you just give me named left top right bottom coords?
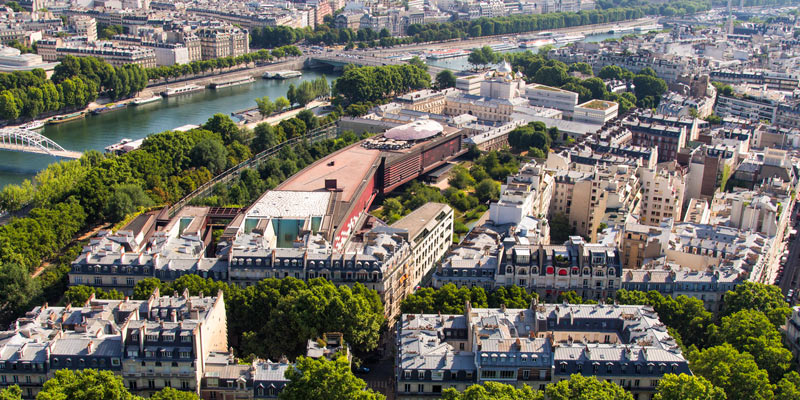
left=384, top=119, right=443, bottom=141
left=498, top=61, right=513, bottom=73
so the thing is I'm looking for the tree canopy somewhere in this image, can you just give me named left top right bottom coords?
left=280, top=356, right=384, bottom=400
left=654, top=374, right=726, bottom=400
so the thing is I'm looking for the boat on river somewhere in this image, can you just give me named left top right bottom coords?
left=91, top=103, right=127, bottom=115
left=262, top=70, right=302, bottom=79
left=211, top=76, right=255, bottom=89
left=131, top=96, right=161, bottom=105
left=161, top=84, right=204, bottom=97
left=47, top=111, right=85, bottom=125
left=21, top=120, right=45, bottom=131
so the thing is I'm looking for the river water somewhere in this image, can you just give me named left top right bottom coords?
left=0, top=70, right=339, bottom=188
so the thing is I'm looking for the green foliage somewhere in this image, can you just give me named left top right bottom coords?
left=448, top=165, right=476, bottom=190
left=717, top=309, right=792, bottom=381
left=133, top=276, right=384, bottom=360
left=333, top=64, right=430, bottom=105
left=557, top=291, right=597, bottom=304
left=688, top=344, right=774, bottom=400
left=0, top=55, right=145, bottom=120
left=37, top=369, right=139, bottom=400
left=280, top=356, right=384, bottom=400
left=106, top=183, right=155, bottom=222
left=401, top=283, right=537, bottom=314
left=548, top=213, right=573, bottom=243
left=654, top=374, right=726, bottom=400
left=475, top=178, right=500, bottom=203
left=5, top=1, right=23, bottom=12
left=0, top=263, right=38, bottom=318
left=255, top=96, right=276, bottom=117
left=435, top=69, right=457, bottom=90
left=633, top=73, right=668, bottom=106
left=721, top=282, right=792, bottom=328
left=149, top=387, right=199, bottom=400
left=712, top=81, right=734, bottom=97
left=0, top=385, right=21, bottom=400
left=776, top=371, right=800, bottom=400
left=442, top=381, right=543, bottom=400
left=508, top=122, right=552, bottom=153
left=616, top=289, right=714, bottom=348
left=545, top=374, right=633, bottom=400
left=468, top=46, right=500, bottom=69
left=290, top=76, right=330, bottom=107
left=64, top=285, right=124, bottom=305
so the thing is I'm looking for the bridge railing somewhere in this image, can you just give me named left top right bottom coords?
left=167, top=122, right=339, bottom=217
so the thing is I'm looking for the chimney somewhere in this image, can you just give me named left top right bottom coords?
left=87, top=341, right=94, bottom=353
left=170, top=310, right=177, bottom=323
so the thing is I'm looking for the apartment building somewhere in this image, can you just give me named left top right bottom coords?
left=489, top=161, right=554, bottom=226
left=621, top=261, right=744, bottom=312
left=71, top=16, right=97, bottom=42
left=37, top=39, right=157, bottom=68
left=196, top=26, right=249, bottom=60
left=638, top=166, right=685, bottom=227
left=625, top=118, right=686, bottom=163
left=549, top=170, right=607, bottom=242
left=395, top=89, right=448, bottom=114
left=620, top=221, right=670, bottom=270
left=0, top=289, right=227, bottom=399
left=715, top=94, right=779, bottom=124
left=396, top=303, right=690, bottom=400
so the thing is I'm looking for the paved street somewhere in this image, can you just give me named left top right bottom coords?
left=778, top=203, right=800, bottom=304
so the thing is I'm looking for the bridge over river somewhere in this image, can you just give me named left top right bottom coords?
left=0, top=128, right=82, bottom=159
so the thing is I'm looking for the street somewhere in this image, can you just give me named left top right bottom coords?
left=778, top=203, right=800, bottom=304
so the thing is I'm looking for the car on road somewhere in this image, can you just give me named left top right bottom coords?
left=354, top=366, right=370, bottom=374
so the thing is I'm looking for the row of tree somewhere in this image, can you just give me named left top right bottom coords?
left=250, top=2, right=710, bottom=50
left=332, top=64, right=430, bottom=105
left=0, top=56, right=147, bottom=120
left=143, top=46, right=301, bottom=82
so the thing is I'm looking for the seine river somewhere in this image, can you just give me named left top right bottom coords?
left=0, top=70, right=338, bottom=188
left=0, top=31, right=633, bottom=188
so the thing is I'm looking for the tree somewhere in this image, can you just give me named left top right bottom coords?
left=202, top=114, right=241, bottom=145
left=776, top=371, right=800, bottom=400
left=717, top=309, right=792, bottom=381
left=275, top=96, right=290, bottom=111
left=37, top=369, right=139, bottom=400
left=633, top=74, right=668, bottom=101
left=65, top=285, right=124, bottom=305
left=654, top=374, right=726, bottom=400
left=435, top=70, right=456, bottom=90
left=688, top=344, right=774, bottom=400
left=0, top=263, right=38, bottom=316
left=106, top=183, right=155, bottom=222
left=467, top=46, right=498, bottom=70
left=280, top=356, right=384, bottom=400
left=548, top=213, right=573, bottom=243
left=721, top=281, right=792, bottom=328
left=533, top=65, right=568, bottom=87
left=409, top=56, right=427, bottom=71
left=150, top=387, right=198, bottom=400
left=568, top=62, right=593, bottom=76
left=442, top=381, right=543, bottom=400
left=287, top=84, right=297, bottom=106
left=0, top=385, right=21, bottom=400
left=475, top=178, right=499, bottom=203
left=256, top=96, right=275, bottom=117
left=190, top=138, right=228, bottom=174
left=448, top=165, right=475, bottom=189
left=545, top=374, right=633, bottom=400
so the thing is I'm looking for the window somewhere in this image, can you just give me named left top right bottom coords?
left=417, top=371, right=424, bottom=379
left=404, top=371, right=411, bottom=379
left=148, top=380, right=155, bottom=389
left=94, top=277, right=102, bottom=285
left=418, top=384, right=424, bottom=393
left=404, top=384, right=411, bottom=393
left=500, top=370, right=515, bottom=379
